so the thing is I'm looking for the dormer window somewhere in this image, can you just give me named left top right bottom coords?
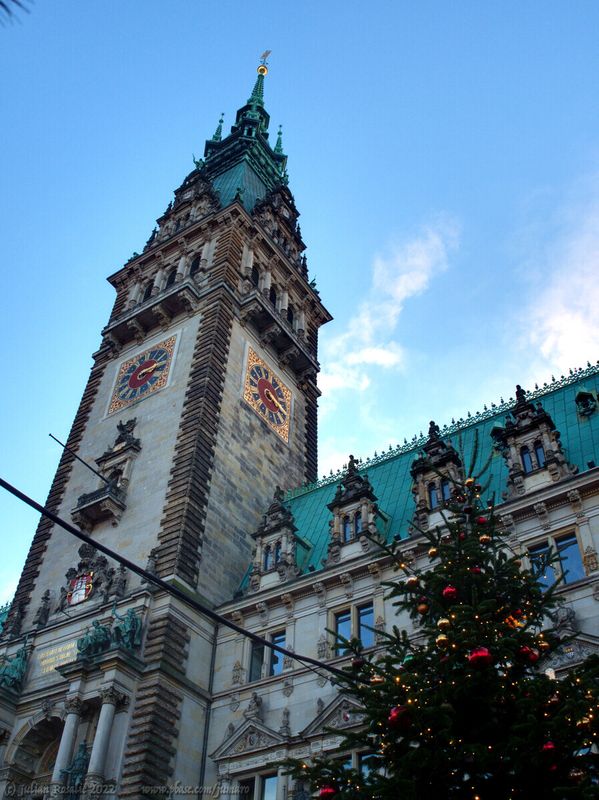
left=263, top=546, right=273, bottom=571
left=342, top=516, right=352, bottom=543
left=428, top=482, right=439, bottom=510
left=441, top=478, right=451, bottom=503
left=165, top=268, right=177, bottom=290
left=534, top=440, right=546, bottom=469
left=521, top=445, right=533, bottom=474
left=354, top=511, right=363, bottom=536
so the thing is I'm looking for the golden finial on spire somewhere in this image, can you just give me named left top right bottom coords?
left=258, top=50, right=271, bottom=76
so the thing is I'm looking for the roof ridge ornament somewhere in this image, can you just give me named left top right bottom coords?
left=248, top=50, right=271, bottom=107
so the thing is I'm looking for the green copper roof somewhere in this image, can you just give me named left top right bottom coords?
left=281, top=364, right=599, bottom=577
left=202, top=62, right=287, bottom=213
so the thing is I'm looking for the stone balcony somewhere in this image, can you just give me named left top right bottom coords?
left=71, top=484, right=127, bottom=530
left=102, top=278, right=201, bottom=349
left=239, top=290, right=318, bottom=377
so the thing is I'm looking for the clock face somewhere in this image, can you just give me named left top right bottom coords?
left=108, top=335, right=177, bottom=415
left=243, top=348, right=292, bottom=443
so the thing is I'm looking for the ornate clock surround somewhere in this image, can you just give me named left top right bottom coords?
left=242, top=345, right=293, bottom=443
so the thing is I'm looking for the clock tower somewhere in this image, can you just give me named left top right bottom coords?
left=0, top=60, right=331, bottom=797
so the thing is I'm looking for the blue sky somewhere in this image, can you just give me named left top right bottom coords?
left=2, top=1, right=599, bottom=603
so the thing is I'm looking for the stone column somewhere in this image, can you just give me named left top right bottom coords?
left=176, top=253, right=188, bottom=279
left=276, top=766, right=287, bottom=800
left=50, top=696, right=82, bottom=792
left=84, top=688, right=120, bottom=790
left=262, top=269, right=272, bottom=294
left=152, top=267, right=166, bottom=295
left=280, top=289, right=289, bottom=315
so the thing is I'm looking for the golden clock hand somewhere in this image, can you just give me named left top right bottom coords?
left=136, top=362, right=160, bottom=379
left=264, top=388, right=284, bottom=413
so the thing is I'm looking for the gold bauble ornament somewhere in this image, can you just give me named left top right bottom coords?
left=465, top=477, right=475, bottom=487
left=436, top=633, right=450, bottom=648
left=479, top=534, right=492, bottom=544
left=569, top=767, right=585, bottom=783
left=437, top=618, right=451, bottom=631
left=406, top=576, right=419, bottom=590
left=417, top=603, right=429, bottom=615
left=538, top=639, right=550, bottom=652
left=428, top=547, right=438, bottom=559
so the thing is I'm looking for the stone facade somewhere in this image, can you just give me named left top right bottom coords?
left=1, top=63, right=599, bottom=800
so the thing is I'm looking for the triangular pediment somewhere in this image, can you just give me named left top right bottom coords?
left=543, top=634, right=599, bottom=674
left=301, top=695, right=364, bottom=738
left=211, top=718, right=286, bottom=761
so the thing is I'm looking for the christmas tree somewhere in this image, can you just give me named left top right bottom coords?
left=284, top=454, right=599, bottom=799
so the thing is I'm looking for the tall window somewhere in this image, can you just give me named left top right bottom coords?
left=260, top=775, right=277, bottom=800
left=287, top=304, right=294, bottom=326
left=269, top=631, right=285, bottom=677
left=529, top=532, right=585, bottom=589
left=251, top=265, right=260, bottom=287
left=165, top=268, right=177, bottom=289
left=534, top=440, right=546, bottom=469
left=428, top=482, right=439, bottom=510
left=249, top=641, right=264, bottom=682
left=521, top=445, right=533, bottom=474
left=274, top=541, right=282, bottom=564
left=189, top=256, right=201, bottom=278
left=263, top=546, right=273, bottom=571
left=142, top=281, right=153, bottom=302
left=354, top=511, right=363, bottom=537
left=441, top=478, right=451, bottom=503
left=342, top=516, right=351, bottom=543
left=334, top=609, right=352, bottom=656
left=249, top=632, right=285, bottom=681
left=357, top=603, right=375, bottom=648
left=269, top=286, right=277, bottom=307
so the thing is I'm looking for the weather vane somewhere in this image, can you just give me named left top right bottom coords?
left=258, top=50, right=271, bottom=75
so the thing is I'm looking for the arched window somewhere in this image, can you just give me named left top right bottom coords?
left=342, top=516, right=351, bottom=543
left=428, top=482, right=439, bottom=510
left=441, top=478, right=451, bottom=503
left=274, top=541, right=282, bottom=564
left=263, top=546, right=273, bottom=571
left=251, top=265, right=260, bottom=287
left=142, top=281, right=153, bottom=302
left=354, top=511, right=363, bottom=537
left=287, top=304, right=294, bottom=326
left=189, top=256, right=201, bottom=279
left=165, top=268, right=177, bottom=289
left=269, top=286, right=277, bottom=308
left=521, top=445, right=533, bottom=474
left=534, top=440, right=546, bottom=469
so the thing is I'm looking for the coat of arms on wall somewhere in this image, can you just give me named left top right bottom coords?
left=67, top=573, right=94, bottom=606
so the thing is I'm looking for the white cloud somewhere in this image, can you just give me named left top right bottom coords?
left=517, top=195, right=599, bottom=380
left=319, top=218, right=460, bottom=405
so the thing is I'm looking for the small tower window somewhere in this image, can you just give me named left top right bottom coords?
left=428, top=482, right=439, bottom=510
left=274, top=541, right=282, bottom=564
left=287, top=304, right=294, bottom=326
left=269, top=286, right=277, bottom=308
left=142, top=281, right=153, bottom=302
left=189, top=256, right=201, bottom=279
left=165, top=268, right=177, bottom=289
left=342, top=516, right=351, bottom=543
left=263, top=546, right=273, bottom=571
left=441, top=478, right=451, bottom=503
left=521, top=446, right=533, bottom=474
left=354, top=511, right=363, bottom=537
left=251, top=266, right=260, bottom=287
left=534, top=440, right=546, bottom=469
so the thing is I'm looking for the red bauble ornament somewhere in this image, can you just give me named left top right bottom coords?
left=468, top=646, right=493, bottom=667
left=542, top=741, right=556, bottom=752
left=351, top=657, right=366, bottom=670
left=476, top=516, right=488, bottom=525
left=319, top=787, right=337, bottom=799
left=470, top=566, right=482, bottom=575
left=442, top=585, right=458, bottom=602
left=463, top=505, right=473, bottom=514
left=459, top=532, right=467, bottom=541
left=517, top=645, right=540, bottom=664
left=388, top=705, right=412, bottom=731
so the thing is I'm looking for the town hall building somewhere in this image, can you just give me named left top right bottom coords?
left=1, top=61, right=599, bottom=800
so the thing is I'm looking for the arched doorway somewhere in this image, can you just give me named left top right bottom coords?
left=5, top=716, right=64, bottom=796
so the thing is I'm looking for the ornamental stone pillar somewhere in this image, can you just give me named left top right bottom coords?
left=84, top=687, right=122, bottom=792
left=276, top=766, right=287, bottom=800
left=50, top=696, right=82, bottom=794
